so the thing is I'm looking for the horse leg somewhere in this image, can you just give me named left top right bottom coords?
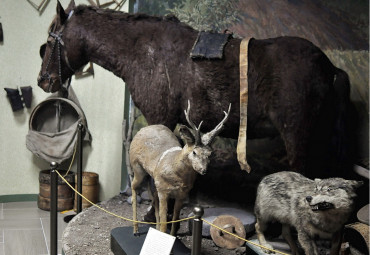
left=267, top=106, right=311, bottom=173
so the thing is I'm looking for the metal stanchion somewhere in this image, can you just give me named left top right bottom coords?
left=191, top=206, right=204, bottom=255
left=76, top=123, right=84, bottom=214
left=50, top=162, right=59, bottom=255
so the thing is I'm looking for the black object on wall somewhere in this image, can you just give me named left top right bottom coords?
left=21, top=86, right=33, bottom=108
left=0, top=23, right=3, bottom=43
left=4, top=86, right=33, bottom=112
left=4, top=88, right=23, bottom=111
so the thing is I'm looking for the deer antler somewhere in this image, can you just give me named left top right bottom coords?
left=201, top=103, right=231, bottom=145
left=184, top=100, right=203, bottom=144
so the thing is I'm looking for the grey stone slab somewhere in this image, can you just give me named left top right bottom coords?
left=188, top=207, right=256, bottom=237
left=3, top=201, right=38, bottom=210
left=2, top=207, right=49, bottom=220
left=41, top=216, right=69, bottom=242
left=245, top=238, right=291, bottom=255
left=45, top=240, right=63, bottom=255
left=0, top=218, right=42, bottom=229
left=4, top=229, right=48, bottom=255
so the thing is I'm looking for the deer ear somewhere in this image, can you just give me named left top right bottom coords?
left=179, top=125, right=195, bottom=145
left=57, top=1, right=68, bottom=25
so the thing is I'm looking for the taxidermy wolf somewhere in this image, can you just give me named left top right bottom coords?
left=254, top=171, right=363, bottom=255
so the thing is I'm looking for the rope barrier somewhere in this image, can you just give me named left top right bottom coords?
left=62, top=141, right=77, bottom=178
left=56, top=170, right=195, bottom=225
left=56, top=170, right=290, bottom=254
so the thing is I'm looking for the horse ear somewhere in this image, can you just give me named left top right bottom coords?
left=56, top=1, right=68, bottom=25
left=40, top=44, right=46, bottom=59
left=66, top=0, right=76, bottom=12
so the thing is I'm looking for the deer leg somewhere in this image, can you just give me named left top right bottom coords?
left=146, top=180, right=160, bottom=230
left=170, top=198, right=184, bottom=236
left=131, top=167, right=146, bottom=235
left=154, top=195, right=160, bottom=230
left=158, top=192, right=169, bottom=233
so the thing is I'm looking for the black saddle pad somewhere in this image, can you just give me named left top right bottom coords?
left=190, top=31, right=230, bottom=59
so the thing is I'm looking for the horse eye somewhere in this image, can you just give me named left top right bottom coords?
left=39, top=44, right=46, bottom=58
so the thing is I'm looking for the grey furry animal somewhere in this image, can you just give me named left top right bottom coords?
left=254, top=171, right=362, bottom=255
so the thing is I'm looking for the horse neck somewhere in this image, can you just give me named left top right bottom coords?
left=69, top=11, right=196, bottom=83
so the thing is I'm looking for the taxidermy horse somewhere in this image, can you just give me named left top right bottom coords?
left=38, top=1, right=354, bottom=178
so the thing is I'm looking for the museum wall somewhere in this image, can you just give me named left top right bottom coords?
left=0, top=0, right=129, bottom=201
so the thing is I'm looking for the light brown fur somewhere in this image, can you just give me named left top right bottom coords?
left=130, top=102, right=230, bottom=235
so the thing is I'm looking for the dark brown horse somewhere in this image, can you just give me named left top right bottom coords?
left=38, top=1, right=354, bottom=178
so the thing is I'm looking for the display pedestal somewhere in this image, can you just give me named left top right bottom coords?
left=110, top=226, right=191, bottom=255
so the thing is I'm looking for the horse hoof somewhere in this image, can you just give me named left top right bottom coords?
left=134, top=232, right=140, bottom=237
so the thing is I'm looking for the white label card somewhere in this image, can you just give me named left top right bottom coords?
left=139, top=227, right=176, bottom=255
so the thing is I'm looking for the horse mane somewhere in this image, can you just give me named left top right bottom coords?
left=73, top=5, right=194, bottom=31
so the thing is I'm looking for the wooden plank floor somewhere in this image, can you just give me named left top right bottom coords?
left=0, top=201, right=70, bottom=255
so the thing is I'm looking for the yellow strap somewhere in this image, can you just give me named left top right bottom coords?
left=236, top=38, right=251, bottom=172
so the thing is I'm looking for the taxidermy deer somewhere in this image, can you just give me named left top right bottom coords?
left=130, top=101, right=231, bottom=235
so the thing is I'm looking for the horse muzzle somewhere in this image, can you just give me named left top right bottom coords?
left=37, top=73, right=60, bottom=93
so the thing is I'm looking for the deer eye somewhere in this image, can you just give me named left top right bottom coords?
left=327, top=187, right=332, bottom=191
left=192, top=151, right=196, bottom=155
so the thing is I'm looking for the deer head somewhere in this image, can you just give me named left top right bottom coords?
left=178, top=100, right=231, bottom=175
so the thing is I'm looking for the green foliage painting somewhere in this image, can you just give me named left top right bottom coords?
left=168, top=0, right=239, bottom=31
left=135, top=0, right=239, bottom=31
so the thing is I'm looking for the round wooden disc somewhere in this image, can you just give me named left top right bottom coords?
left=357, top=204, right=369, bottom=225
left=210, top=215, right=246, bottom=249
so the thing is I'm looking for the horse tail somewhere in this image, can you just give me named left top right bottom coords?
left=330, top=67, right=355, bottom=177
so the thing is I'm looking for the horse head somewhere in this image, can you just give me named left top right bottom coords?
left=38, top=0, right=85, bottom=93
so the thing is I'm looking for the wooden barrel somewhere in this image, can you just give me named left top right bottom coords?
left=37, top=170, right=75, bottom=211
left=74, top=172, right=99, bottom=210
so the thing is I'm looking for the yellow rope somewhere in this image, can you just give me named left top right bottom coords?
left=63, top=141, right=77, bottom=178
left=56, top=170, right=289, bottom=254
left=55, top=170, right=195, bottom=225
left=202, top=218, right=290, bottom=255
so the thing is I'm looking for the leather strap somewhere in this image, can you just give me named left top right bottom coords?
left=237, top=38, right=251, bottom=172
